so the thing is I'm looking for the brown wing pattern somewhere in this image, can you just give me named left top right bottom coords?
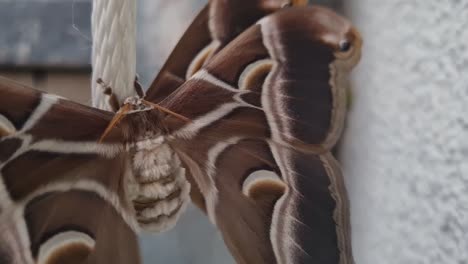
left=159, top=7, right=361, bottom=264
left=0, top=77, right=140, bottom=264
left=145, top=0, right=308, bottom=102
left=0, top=2, right=360, bottom=264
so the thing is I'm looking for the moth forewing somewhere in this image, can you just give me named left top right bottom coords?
left=157, top=6, right=361, bottom=264
left=146, top=0, right=308, bottom=103
left=0, top=78, right=142, bottom=263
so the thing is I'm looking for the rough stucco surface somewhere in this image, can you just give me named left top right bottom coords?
left=341, top=1, right=468, bottom=263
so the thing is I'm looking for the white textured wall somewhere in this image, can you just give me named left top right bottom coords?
left=342, top=1, right=468, bottom=263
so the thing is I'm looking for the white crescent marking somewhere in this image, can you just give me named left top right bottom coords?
left=37, top=231, right=95, bottom=264
left=242, top=169, right=284, bottom=197
left=205, top=137, right=243, bottom=224
left=0, top=114, right=16, bottom=135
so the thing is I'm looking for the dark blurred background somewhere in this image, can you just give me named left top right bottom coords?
left=1, top=0, right=467, bottom=263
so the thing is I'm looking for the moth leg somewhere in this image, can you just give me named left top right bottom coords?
left=96, top=78, right=120, bottom=112
left=134, top=75, right=145, bottom=98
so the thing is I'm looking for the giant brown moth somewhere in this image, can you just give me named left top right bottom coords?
left=0, top=1, right=362, bottom=263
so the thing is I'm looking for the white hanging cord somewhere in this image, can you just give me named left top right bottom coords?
left=91, top=0, right=137, bottom=111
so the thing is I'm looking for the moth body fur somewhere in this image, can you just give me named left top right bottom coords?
left=128, top=136, right=190, bottom=233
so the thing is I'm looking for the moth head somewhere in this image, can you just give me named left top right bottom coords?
left=99, top=98, right=190, bottom=143
left=123, top=96, right=153, bottom=114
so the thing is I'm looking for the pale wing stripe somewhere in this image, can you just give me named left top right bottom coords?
left=171, top=102, right=240, bottom=139
left=192, top=69, right=262, bottom=110
left=0, top=136, right=122, bottom=211
left=261, top=65, right=294, bottom=147
left=258, top=20, right=288, bottom=146
left=259, top=16, right=346, bottom=151
left=258, top=17, right=316, bottom=151
left=206, top=137, right=243, bottom=180
left=0, top=135, right=33, bottom=209
left=268, top=142, right=294, bottom=264
left=19, top=179, right=140, bottom=233
left=192, top=69, right=239, bottom=92
left=257, top=18, right=287, bottom=61
left=0, top=207, right=35, bottom=264
left=0, top=205, right=35, bottom=264
left=257, top=19, right=291, bottom=263
left=0, top=172, right=13, bottom=209
left=20, top=94, right=60, bottom=133
left=321, top=153, right=353, bottom=264
left=0, top=135, right=31, bottom=169
left=324, top=62, right=347, bottom=149
left=205, top=136, right=242, bottom=224
left=31, top=140, right=122, bottom=159
left=0, top=137, right=121, bottom=172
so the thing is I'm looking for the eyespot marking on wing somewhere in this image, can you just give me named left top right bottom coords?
left=0, top=115, right=16, bottom=138
left=242, top=170, right=286, bottom=199
left=238, top=59, right=274, bottom=91
left=37, top=231, right=95, bottom=264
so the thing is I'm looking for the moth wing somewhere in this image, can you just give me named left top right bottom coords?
left=0, top=77, right=140, bottom=264
left=159, top=6, right=360, bottom=264
left=145, top=0, right=307, bottom=102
